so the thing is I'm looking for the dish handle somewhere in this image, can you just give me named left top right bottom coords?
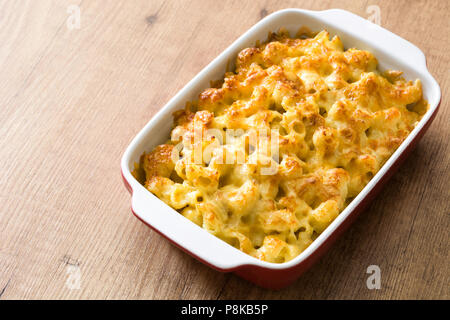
left=129, top=185, right=253, bottom=271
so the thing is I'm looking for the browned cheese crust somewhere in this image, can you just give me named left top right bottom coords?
left=136, top=30, right=427, bottom=263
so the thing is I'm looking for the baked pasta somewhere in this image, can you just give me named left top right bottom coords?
left=134, top=29, right=427, bottom=263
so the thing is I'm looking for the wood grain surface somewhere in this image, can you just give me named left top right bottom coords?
left=0, top=0, right=448, bottom=300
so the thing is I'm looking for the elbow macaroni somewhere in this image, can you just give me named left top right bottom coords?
left=134, top=29, right=427, bottom=263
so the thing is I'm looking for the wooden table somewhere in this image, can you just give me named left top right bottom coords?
left=0, top=0, right=448, bottom=300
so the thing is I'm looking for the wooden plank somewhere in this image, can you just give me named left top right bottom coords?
left=0, top=0, right=448, bottom=299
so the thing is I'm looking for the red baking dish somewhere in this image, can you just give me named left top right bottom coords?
left=121, top=9, right=441, bottom=289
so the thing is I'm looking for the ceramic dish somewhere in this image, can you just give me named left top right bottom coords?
left=121, top=8, right=441, bottom=289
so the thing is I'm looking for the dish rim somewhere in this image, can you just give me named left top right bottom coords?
left=121, top=8, right=441, bottom=271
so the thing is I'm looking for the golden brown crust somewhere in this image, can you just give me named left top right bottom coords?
left=142, top=144, right=175, bottom=178
left=137, top=29, right=427, bottom=263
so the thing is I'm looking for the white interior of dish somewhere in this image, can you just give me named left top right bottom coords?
left=121, top=9, right=441, bottom=270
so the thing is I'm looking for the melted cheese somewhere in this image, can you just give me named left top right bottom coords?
left=134, top=29, right=427, bottom=263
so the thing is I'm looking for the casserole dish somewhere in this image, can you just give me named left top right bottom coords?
left=121, top=8, right=441, bottom=289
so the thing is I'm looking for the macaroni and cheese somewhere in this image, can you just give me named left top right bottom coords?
left=134, top=29, right=427, bottom=263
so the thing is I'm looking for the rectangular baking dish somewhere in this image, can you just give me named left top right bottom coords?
left=121, top=8, right=441, bottom=289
